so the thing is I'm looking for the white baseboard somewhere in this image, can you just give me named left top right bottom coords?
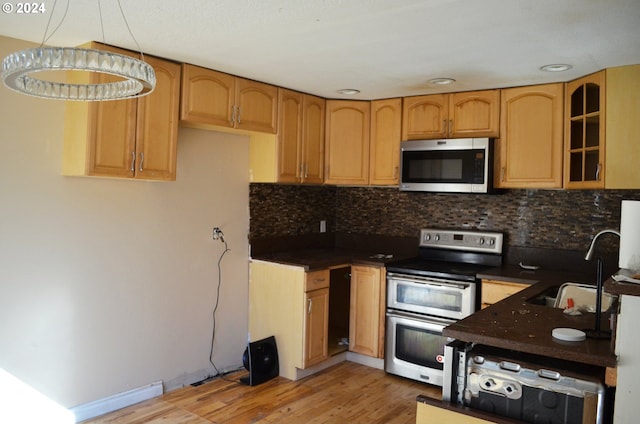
left=294, top=352, right=348, bottom=380
left=346, top=351, right=384, bottom=370
left=70, top=381, right=163, bottom=423
left=163, top=364, right=245, bottom=393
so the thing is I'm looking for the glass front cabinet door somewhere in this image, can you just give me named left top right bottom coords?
left=564, top=71, right=605, bottom=188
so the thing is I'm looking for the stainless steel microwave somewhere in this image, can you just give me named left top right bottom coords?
left=399, top=138, right=494, bottom=193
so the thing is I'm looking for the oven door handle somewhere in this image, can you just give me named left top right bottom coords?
left=388, top=274, right=470, bottom=290
left=386, top=309, right=456, bottom=326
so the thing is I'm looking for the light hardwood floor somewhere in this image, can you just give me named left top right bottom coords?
left=82, top=361, right=441, bottom=423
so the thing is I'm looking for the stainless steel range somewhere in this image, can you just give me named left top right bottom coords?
left=384, top=228, right=503, bottom=386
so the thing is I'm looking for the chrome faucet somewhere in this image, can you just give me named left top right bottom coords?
left=584, top=229, right=620, bottom=338
left=584, top=229, right=621, bottom=261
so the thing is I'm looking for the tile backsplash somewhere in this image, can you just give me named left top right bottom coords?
left=250, top=184, right=640, bottom=253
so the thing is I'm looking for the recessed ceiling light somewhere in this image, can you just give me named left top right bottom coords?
left=540, top=64, right=572, bottom=72
left=337, top=88, right=360, bottom=95
left=428, top=78, right=456, bottom=85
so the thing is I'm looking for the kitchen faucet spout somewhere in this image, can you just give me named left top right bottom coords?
left=584, top=229, right=621, bottom=261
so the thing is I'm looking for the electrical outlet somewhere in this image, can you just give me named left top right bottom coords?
left=212, top=227, right=223, bottom=241
left=320, top=220, right=326, bottom=233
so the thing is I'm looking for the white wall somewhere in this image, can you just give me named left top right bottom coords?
left=0, top=36, right=250, bottom=408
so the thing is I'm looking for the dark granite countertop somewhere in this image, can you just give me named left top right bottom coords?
left=250, top=247, right=414, bottom=271
left=604, top=275, right=640, bottom=297
left=444, top=275, right=617, bottom=368
left=477, top=264, right=596, bottom=286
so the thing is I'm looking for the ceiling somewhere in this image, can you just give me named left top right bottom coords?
left=1, top=0, right=639, bottom=100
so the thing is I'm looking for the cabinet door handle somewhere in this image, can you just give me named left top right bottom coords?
left=307, top=299, right=312, bottom=314
left=130, top=151, right=135, bottom=172
left=230, top=105, right=236, bottom=126
left=139, top=152, right=144, bottom=172
left=298, top=163, right=303, bottom=181
left=237, top=105, right=242, bottom=124
left=393, top=166, right=399, bottom=179
left=501, top=167, right=506, bottom=182
left=596, top=163, right=602, bottom=181
left=448, top=119, right=453, bottom=136
left=442, top=119, right=447, bottom=134
left=313, top=278, right=326, bottom=283
left=304, top=163, right=309, bottom=179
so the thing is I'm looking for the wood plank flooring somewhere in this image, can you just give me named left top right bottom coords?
left=82, top=361, right=441, bottom=423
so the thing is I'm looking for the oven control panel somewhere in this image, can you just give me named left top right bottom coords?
left=420, top=229, right=503, bottom=254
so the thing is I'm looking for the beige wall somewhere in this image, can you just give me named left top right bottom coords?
left=0, top=36, right=250, bottom=407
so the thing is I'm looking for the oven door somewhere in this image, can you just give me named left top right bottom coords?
left=387, top=273, right=476, bottom=320
left=385, top=310, right=455, bottom=386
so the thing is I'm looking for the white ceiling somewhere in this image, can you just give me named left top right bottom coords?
left=1, top=0, right=639, bottom=100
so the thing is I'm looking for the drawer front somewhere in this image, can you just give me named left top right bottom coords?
left=305, top=269, right=330, bottom=291
left=482, top=280, right=527, bottom=307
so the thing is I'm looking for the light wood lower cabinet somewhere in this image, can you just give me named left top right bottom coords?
left=417, top=396, right=519, bottom=424
left=303, top=286, right=329, bottom=367
left=349, top=265, right=386, bottom=358
left=249, top=261, right=386, bottom=381
left=481, top=279, right=528, bottom=309
left=249, top=261, right=330, bottom=380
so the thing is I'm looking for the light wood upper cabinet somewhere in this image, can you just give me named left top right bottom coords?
left=180, top=64, right=278, bottom=134
left=349, top=265, right=386, bottom=358
left=370, top=98, right=402, bottom=185
left=301, top=95, right=326, bottom=184
left=277, top=89, right=303, bottom=183
left=605, top=65, right=640, bottom=189
left=402, top=90, right=499, bottom=140
left=565, top=65, right=640, bottom=189
left=63, top=43, right=180, bottom=181
left=402, top=94, right=447, bottom=139
left=236, top=77, right=279, bottom=133
left=325, top=100, right=371, bottom=185
left=276, top=89, right=325, bottom=184
left=496, top=83, right=564, bottom=188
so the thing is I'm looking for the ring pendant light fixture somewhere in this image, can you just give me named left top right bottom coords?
left=1, top=0, right=155, bottom=101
